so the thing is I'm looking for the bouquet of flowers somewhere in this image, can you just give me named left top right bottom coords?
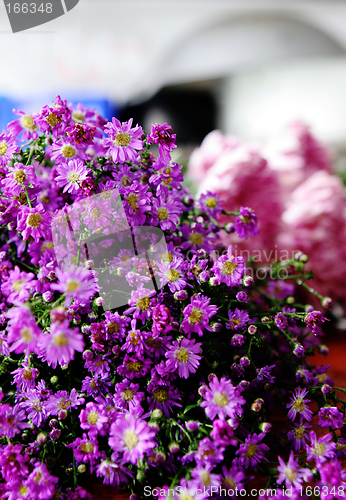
left=0, top=97, right=344, bottom=500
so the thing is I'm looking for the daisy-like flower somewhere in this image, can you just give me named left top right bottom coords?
left=221, top=464, right=245, bottom=491
left=108, top=413, right=156, bottom=465
left=11, top=358, right=39, bottom=391
left=199, top=191, right=223, bottom=218
left=189, top=464, right=221, bottom=490
left=277, top=450, right=312, bottom=489
left=318, top=407, right=344, bottom=429
left=318, top=459, right=346, bottom=500
left=165, top=338, right=202, bottom=379
left=55, top=159, right=91, bottom=194
left=6, top=306, right=42, bottom=355
left=152, top=192, right=182, bottom=231
left=235, top=206, right=259, bottom=240
left=156, top=256, right=187, bottom=293
left=34, top=95, right=71, bottom=138
left=8, top=109, right=39, bottom=142
left=45, top=388, right=85, bottom=416
left=112, top=164, right=139, bottom=188
left=121, top=181, right=152, bottom=226
left=200, top=376, right=245, bottom=422
left=103, top=117, right=143, bottom=164
left=38, top=320, right=84, bottom=369
left=20, top=389, right=48, bottom=427
left=306, top=431, right=337, bottom=464
left=150, top=156, right=183, bottom=192
left=51, top=137, right=87, bottom=164
left=1, top=266, right=37, bottom=304
left=181, top=223, right=216, bottom=253
left=236, top=432, right=269, bottom=470
left=305, top=311, right=328, bottom=334
left=79, top=402, right=108, bottom=438
left=0, top=404, right=29, bottom=439
left=0, top=131, right=19, bottom=167
left=125, top=285, right=156, bottom=323
left=146, top=122, right=176, bottom=157
left=68, top=433, right=100, bottom=470
left=96, top=457, right=133, bottom=487
left=287, top=420, right=312, bottom=451
left=181, top=293, right=218, bottom=337
left=287, top=387, right=313, bottom=422
left=226, top=308, right=250, bottom=331
left=51, top=265, right=99, bottom=302
left=17, top=203, right=52, bottom=243
left=113, top=380, right=144, bottom=411
left=83, top=197, right=113, bottom=231
left=1, top=163, right=36, bottom=197
left=147, top=382, right=182, bottom=417
left=23, top=462, right=58, bottom=500
left=212, top=245, right=245, bottom=287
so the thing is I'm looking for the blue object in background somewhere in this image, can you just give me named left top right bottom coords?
left=0, top=95, right=119, bottom=132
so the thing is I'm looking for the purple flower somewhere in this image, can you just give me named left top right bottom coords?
left=274, top=312, right=288, bottom=331
left=200, top=376, right=245, bottom=422
left=68, top=433, right=100, bottom=471
left=51, top=137, right=87, bottom=164
left=0, top=131, right=19, bottom=166
left=17, top=204, right=52, bottom=243
left=181, top=223, right=216, bottom=253
left=226, top=308, right=250, bottom=331
left=189, top=464, right=221, bottom=490
left=210, top=419, right=238, bottom=447
left=1, top=266, right=37, bottom=304
left=109, top=413, right=156, bottom=465
left=212, top=245, right=245, bottom=287
left=147, top=122, right=176, bottom=156
left=152, top=193, right=182, bottom=231
left=181, top=293, right=218, bottom=337
left=55, top=159, right=91, bottom=194
left=199, top=191, right=223, bottom=218
left=165, top=337, right=202, bottom=379
left=156, top=256, right=187, bottom=293
left=1, top=163, right=36, bottom=196
left=20, top=389, right=48, bottom=427
left=221, top=464, right=245, bottom=491
left=256, top=364, right=276, bottom=385
left=51, top=265, right=99, bottom=303
left=46, top=388, right=84, bottom=416
left=11, top=358, right=39, bottom=391
left=6, top=306, right=42, bottom=355
left=287, top=387, right=313, bottom=422
left=318, top=459, right=346, bottom=499
left=96, top=458, right=133, bottom=487
left=277, top=450, right=311, bottom=489
left=0, top=404, right=29, bottom=438
left=79, top=402, right=108, bottom=438
left=0, top=443, right=29, bottom=482
left=305, top=310, right=328, bottom=334
left=150, top=156, right=183, bottom=192
left=125, top=285, right=156, bottom=323
left=236, top=432, right=269, bottom=469
left=235, top=206, right=259, bottom=240
left=8, top=110, right=39, bottom=142
left=121, top=181, right=152, bottom=226
left=38, top=320, right=84, bottom=368
left=113, top=380, right=144, bottom=411
left=318, top=407, right=344, bottom=429
left=306, top=431, right=336, bottom=464
left=103, top=117, right=143, bottom=164
left=147, top=382, right=182, bottom=417
left=24, top=461, right=58, bottom=500
left=35, top=95, right=71, bottom=137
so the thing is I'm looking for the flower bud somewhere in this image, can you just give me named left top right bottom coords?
left=94, top=297, right=104, bottom=307
left=321, top=384, right=332, bottom=395
left=43, top=291, right=53, bottom=303
left=50, top=375, right=58, bottom=385
left=236, top=291, right=248, bottom=303
left=238, top=380, right=250, bottom=392
left=260, top=422, right=272, bottom=433
left=148, top=422, right=160, bottom=433
left=300, top=254, right=309, bottom=263
left=322, top=297, right=333, bottom=309
left=286, top=296, right=295, bottom=304
left=81, top=324, right=91, bottom=334
left=196, top=249, right=206, bottom=258
left=231, top=334, right=244, bottom=346
left=209, top=277, right=219, bottom=286
left=82, top=350, right=93, bottom=361
left=251, top=398, right=264, bottom=412
left=50, top=306, right=67, bottom=324
left=49, top=419, right=59, bottom=429
left=168, top=442, right=180, bottom=454
left=243, top=275, right=254, bottom=287
left=261, top=317, right=270, bottom=324
left=48, top=270, right=56, bottom=281
left=84, top=260, right=94, bottom=269
left=151, top=409, right=163, bottom=419
left=65, top=467, right=73, bottom=475
left=185, top=420, right=200, bottom=432
left=248, top=325, right=257, bottom=335
left=174, top=290, right=188, bottom=301
left=240, top=356, right=250, bottom=368
left=225, top=223, right=235, bottom=233
left=319, top=345, right=329, bottom=356
left=50, top=428, right=61, bottom=440
left=293, top=343, right=305, bottom=358
left=58, top=409, right=68, bottom=421
left=77, top=464, right=86, bottom=473
left=36, top=432, right=47, bottom=445
left=211, top=322, right=222, bottom=332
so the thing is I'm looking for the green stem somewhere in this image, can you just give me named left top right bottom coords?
left=24, top=185, right=32, bottom=208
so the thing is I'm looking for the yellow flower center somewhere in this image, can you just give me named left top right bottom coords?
left=205, top=197, right=217, bottom=208
left=126, top=360, right=143, bottom=372
left=175, top=347, right=189, bottom=363
left=43, top=242, right=54, bottom=251
left=23, top=369, right=33, bottom=381
left=294, top=426, right=305, bottom=439
left=72, top=111, right=85, bottom=122
left=200, top=471, right=211, bottom=486
left=161, top=251, right=173, bottom=262
left=126, top=193, right=139, bottom=212
left=246, top=443, right=258, bottom=458
left=20, top=115, right=36, bottom=130
left=162, top=176, right=172, bottom=186
left=61, top=144, right=76, bottom=158
left=66, top=280, right=80, bottom=292
left=188, top=307, right=203, bottom=325
left=40, top=195, right=50, bottom=204
left=26, top=213, right=42, bottom=228
left=108, top=321, right=120, bottom=334
left=53, top=333, right=69, bottom=347
left=13, top=169, right=27, bottom=184
left=34, top=471, right=42, bottom=483
left=224, top=479, right=236, bottom=489
left=189, top=232, right=204, bottom=246
left=123, top=429, right=139, bottom=449
left=293, top=398, right=305, bottom=412
left=101, top=189, right=112, bottom=200
left=58, top=399, right=71, bottom=410
left=318, top=373, right=327, bottom=383
left=157, top=207, right=168, bottom=221
left=121, top=176, right=131, bottom=187
left=213, top=391, right=228, bottom=407
left=229, top=318, right=241, bottom=329
left=153, top=387, right=169, bottom=402
left=67, top=171, right=81, bottom=184
left=0, top=141, right=8, bottom=156
left=13, top=279, right=25, bottom=292
left=90, top=207, right=102, bottom=220
left=121, top=389, right=134, bottom=401
left=87, top=411, right=99, bottom=425
left=221, top=259, right=237, bottom=276
left=240, top=215, right=252, bottom=224
left=114, top=132, right=131, bottom=147
left=314, top=443, right=327, bottom=456
left=20, top=327, right=32, bottom=343
left=165, top=269, right=180, bottom=282
left=129, top=332, right=139, bottom=345
left=284, top=467, right=297, bottom=482
left=19, top=485, right=28, bottom=496
left=136, top=296, right=150, bottom=310
left=47, top=113, right=59, bottom=127
left=79, top=442, right=94, bottom=454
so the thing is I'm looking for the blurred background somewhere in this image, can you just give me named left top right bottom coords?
left=2, top=0, right=346, bottom=316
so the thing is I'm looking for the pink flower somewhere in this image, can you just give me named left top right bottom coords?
left=6, top=306, right=42, bottom=355
left=17, top=203, right=52, bottom=243
left=1, top=266, right=37, bottom=304
left=51, top=265, right=99, bottom=302
left=200, top=376, right=245, bottom=422
left=1, top=163, right=36, bottom=196
left=8, top=109, right=39, bottom=142
left=181, top=293, right=218, bottom=337
left=55, top=159, right=91, bottom=194
left=38, top=320, right=84, bottom=368
left=103, top=118, right=143, bottom=164
left=165, top=338, right=202, bottom=379
left=0, top=132, right=19, bottom=167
